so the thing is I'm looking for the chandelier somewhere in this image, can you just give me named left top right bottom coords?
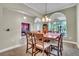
left=42, top=3, right=51, bottom=22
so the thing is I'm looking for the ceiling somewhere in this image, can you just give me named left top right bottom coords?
left=24, top=3, right=76, bottom=15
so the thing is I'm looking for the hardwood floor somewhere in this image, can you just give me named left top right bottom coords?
left=0, top=42, right=79, bottom=56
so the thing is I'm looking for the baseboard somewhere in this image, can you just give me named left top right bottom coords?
left=0, top=40, right=79, bottom=53
left=0, top=44, right=25, bottom=53
left=63, top=40, right=79, bottom=48
left=63, top=40, right=77, bottom=44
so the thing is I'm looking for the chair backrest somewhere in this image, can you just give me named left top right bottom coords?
left=26, top=32, right=33, bottom=42
left=33, top=33, right=44, bottom=47
left=33, top=33, right=45, bottom=52
left=58, top=33, right=63, bottom=42
left=34, top=33, right=43, bottom=41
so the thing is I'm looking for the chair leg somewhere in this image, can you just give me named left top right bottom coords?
left=44, top=48, right=50, bottom=56
left=44, top=50, right=48, bottom=56
left=45, top=46, right=52, bottom=56
left=26, top=43, right=28, bottom=53
left=50, top=45, right=53, bottom=51
left=42, top=49, right=44, bottom=56
left=32, top=44, right=34, bottom=56
left=60, top=50, right=62, bottom=56
left=60, top=47, right=62, bottom=56
left=32, top=47, right=33, bottom=56
left=26, top=47, right=28, bottom=53
left=57, top=50, right=59, bottom=56
left=47, top=46, right=51, bottom=56
left=60, top=39, right=63, bottom=56
left=48, top=47, right=51, bottom=56
left=57, top=41, right=60, bottom=56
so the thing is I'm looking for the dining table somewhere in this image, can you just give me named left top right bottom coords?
left=34, top=31, right=61, bottom=41
left=43, top=32, right=61, bottom=41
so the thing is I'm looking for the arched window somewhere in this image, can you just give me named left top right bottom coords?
left=49, top=12, right=68, bottom=37
left=34, top=17, right=42, bottom=31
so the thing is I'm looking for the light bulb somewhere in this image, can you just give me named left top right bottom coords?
left=44, top=16, right=48, bottom=22
left=48, top=19, right=51, bottom=22
left=23, top=16, right=26, bottom=19
left=42, top=18, right=45, bottom=22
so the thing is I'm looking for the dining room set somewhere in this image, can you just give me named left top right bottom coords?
left=25, top=24, right=63, bottom=56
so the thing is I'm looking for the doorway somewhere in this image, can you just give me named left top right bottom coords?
left=21, top=23, right=30, bottom=36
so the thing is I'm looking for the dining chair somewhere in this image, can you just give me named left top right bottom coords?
left=33, top=33, right=51, bottom=56
left=50, top=33, right=63, bottom=56
left=26, top=32, right=34, bottom=56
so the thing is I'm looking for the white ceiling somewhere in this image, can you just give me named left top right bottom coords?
left=24, top=3, right=76, bottom=15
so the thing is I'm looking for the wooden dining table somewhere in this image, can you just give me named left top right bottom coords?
left=43, top=32, right=60, bottom=41
left=32, top=31, right=61, bottom=43
left=34, top=31, right=61, bottom=41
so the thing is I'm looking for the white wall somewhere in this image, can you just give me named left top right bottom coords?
left=0, top=6, right=34, bottom=50
left=77, top=4, right=79, bottom=44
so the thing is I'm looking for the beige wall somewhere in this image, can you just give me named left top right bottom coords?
left=60, top=6, right=77, bottom=42
left=0, top=6, right=34, bottom=50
